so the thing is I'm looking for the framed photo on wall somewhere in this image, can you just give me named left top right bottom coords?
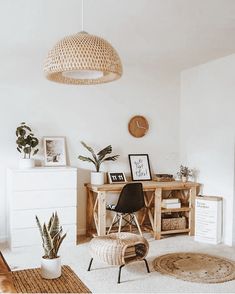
left=43, top=137, right=67, bottom=166
left=128, top=154, right=152, bottom=181
left=108, top=172, right=127, bottom=184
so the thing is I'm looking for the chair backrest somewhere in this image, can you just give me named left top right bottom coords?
left=114, top=183, right=145, bottom=213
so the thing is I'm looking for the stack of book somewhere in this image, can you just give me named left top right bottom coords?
left=124, top=244, right=146, bottom=260
left=124, top=246, right=136, bottom=259
left=162, top=198, right=181, bottom=209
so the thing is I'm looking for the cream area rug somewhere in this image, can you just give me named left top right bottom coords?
left=153, top=252, right=235, bottom=283
left=12, top=265, right=91, bottom=293
left=3, top=235, right=235, bottom=293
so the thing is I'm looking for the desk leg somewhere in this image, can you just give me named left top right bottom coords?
left=189, top=187, right=196, bottom=236
left=140, top=192, right=154, bottom=232
left=154, top=188, right=162, bottom=240
left=86, top=188, right=94, bottom=237
left=97, top=191, right=106, bottom=236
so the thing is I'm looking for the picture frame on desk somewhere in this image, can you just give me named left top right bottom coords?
left=108, top=172, right=127, bottom=183
left=43, top=136, right=67, bottom=166
left=128, top=154, right=152, bottom=181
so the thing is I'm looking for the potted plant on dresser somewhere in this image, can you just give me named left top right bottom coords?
left=177, top=165, right=193, bottom=182
left=78, top=141, right=119, bottom=185
left=16, top=122, right=39, bottom=168
left=36, top=212, right=66, bottom=279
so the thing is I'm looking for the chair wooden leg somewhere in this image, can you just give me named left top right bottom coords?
left=133, top=214, right=143, bottom=236
left=107, top=213, right=117, bottom=234
left=118, top=214, right=123, bottom=234
left=129, top=214, right=132, bottom=232
left=87, top=258, right=93, bottom=271
left=118, top=264, right=125, bottom=283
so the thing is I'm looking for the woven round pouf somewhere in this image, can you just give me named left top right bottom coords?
left=88, top=232, right=150, bottom=283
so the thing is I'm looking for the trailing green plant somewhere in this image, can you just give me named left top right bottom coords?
left=36, top=212, right=66, bottom=259
left=78, top=141, right=119, bottom=172
left=177, top=165, right=193, bottom=178
left=16, top=122, right=39, bottom=159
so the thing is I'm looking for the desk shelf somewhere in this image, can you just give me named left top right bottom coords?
left=161, top=228, right=190, bottom=235
left=161, top=207, right=191, bottom=213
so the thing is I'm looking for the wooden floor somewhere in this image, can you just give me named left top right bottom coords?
left=0, top=251, right=16, bottom=293
left=0, top=252, right=10, bottom=272
left=77, top=235, right=92, bottom=244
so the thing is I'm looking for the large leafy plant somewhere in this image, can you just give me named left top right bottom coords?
left=36, top=212, right=66, bottom=259
left=78, top=141, right=119, bottom=172
left=16, top=122, right=39, bottom=159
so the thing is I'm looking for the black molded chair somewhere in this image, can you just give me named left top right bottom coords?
left=106, top=183, right=145, bottom=235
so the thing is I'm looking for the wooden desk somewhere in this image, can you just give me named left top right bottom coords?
left=85, top=181, right=200, bottom=240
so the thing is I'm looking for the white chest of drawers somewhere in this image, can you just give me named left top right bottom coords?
left=7, top=167, right=77, bottom=249
left=195, top=196, right=222, bottom=244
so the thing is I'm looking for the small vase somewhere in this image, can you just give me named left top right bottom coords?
left=182, top=176, right=188, bottom=183
left=19, top=158, right=35, bottom=169
left=41, top=256, right=61, bottom=279
left=90, top=171, right=104, bottom=185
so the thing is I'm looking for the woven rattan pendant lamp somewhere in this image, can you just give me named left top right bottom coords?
left=43, top=0, right=122, bottom=85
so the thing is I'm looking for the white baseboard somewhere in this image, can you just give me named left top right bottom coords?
left=1, top=231, right=87, bottom=245
left=0, top=235, right=7, bottom=244
left=77, top=228, right=86, bottom=236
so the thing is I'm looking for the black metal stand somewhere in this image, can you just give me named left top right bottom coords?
left=87, top=258, right=93, bottom=271
left=143, top=258, right=150, bottom=273
left=88, top=257, right=150, bottom=283
left=118, top=264, right=125, bottom=284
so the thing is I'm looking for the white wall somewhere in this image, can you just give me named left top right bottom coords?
left=180, top=54, right=235, bottom=246
left=0, top=50, right=180, bottom=239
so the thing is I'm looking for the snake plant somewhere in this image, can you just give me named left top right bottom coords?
left=78, top=141, right=119, bottom=172
left=36, top=212, right=66, bottom=259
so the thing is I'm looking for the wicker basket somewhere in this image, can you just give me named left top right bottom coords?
left=161, top=216, right=186, bottom=231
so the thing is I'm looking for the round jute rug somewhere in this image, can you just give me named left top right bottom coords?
left=153, top=252, right=235, bottom=283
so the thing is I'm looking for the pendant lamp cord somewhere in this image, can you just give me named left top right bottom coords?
left=82, top=0, right=84, bottom=31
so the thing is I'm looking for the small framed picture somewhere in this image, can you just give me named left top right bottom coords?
left=108, top=172, right=127, bottom=184
left=128, top=154, right=152, bottom=181
left=43, top=137, right=67, bottom=166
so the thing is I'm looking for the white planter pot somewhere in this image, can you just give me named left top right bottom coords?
left=182, top=176, right=188, bottom=183
left=19, top=158, right=35, bottom=169
left=41, top=256, right=61, bottom=279
left=91, top=172, right=104, bottom=185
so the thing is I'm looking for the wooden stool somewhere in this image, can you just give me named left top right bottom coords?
left=87, top=232, right=150, bottom=283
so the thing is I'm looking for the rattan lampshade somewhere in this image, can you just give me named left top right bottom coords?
left=44, top=32, right=123, bottom=85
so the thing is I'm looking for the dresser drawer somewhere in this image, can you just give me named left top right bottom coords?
left=11, top=207, right=76, bottom=229
left=12, top=190, right=77, bottom=210
left=11, top=225, right=76, bottom=248
left=11, top=169, right=77, bottom=191
left=7, top=167, right=77, bottom=249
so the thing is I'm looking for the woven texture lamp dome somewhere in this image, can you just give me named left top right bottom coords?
left=44, top=32, right=123, bottom=85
